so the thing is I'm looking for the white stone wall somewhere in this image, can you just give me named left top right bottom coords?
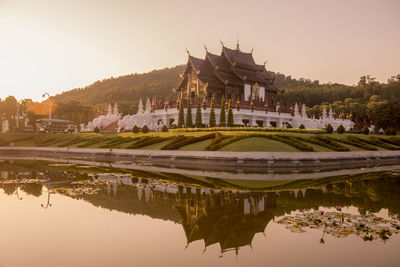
left=82, top=99, right=355, bottom=132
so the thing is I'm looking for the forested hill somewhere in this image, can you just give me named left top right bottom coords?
left=54, top=65, right=186, bottom=106
left=53, top=63, right=345, bottom=111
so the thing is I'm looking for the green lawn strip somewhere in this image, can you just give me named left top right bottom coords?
left=220, top=137, right=299, bottom=152
left=330, top=136, right=378, bottom=151
left=95, top=136, right=138, bottom=148
left=367, top=136, right=400, bottom=150
left=56, top=136, right=84, bottom=147
left=160, top=135, right=187, bottom=150
left=293, top=136, right=349, bottom=151
left=381, top=137, right=400, bottom=146
left=207, top=133, right=313, bottom=152
left=74, top=137, right=108, bottom=148
left=127, top=136, right=174, bottom=149
left=378, top=137, right=400, bottom=147
left=161, top=133, right=215, bottom=150
left=140, top=140, right=173, bottom=150
left=179, top=139, right=213, bottom=151
left=12, top=139, right=38, bottom=146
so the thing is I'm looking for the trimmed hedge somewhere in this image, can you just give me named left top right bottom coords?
left=172, top=127, right=326, bottom=134
left=57, top=137, right=83, bottom=147
left=205, top=133, right=231, bottom=150
left=128, top=136, right=172, bottom=149
left=366, top=136, right=400, bottom=150
left=98, top=137, right=140, bottom=148
left=380, top=137, right=400, bottom=146
left=76, top=137, right=105, bottom=148
left=161, top=133, right=215, bottom=150
left=336, top=136, right=377, bottom=151
left=160, top=135, right=187, bottom=150
left=301, top=136, right=350, bottom=151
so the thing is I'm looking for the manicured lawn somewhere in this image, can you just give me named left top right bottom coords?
left=139, top=140, right=172, bottom=150
left=219, top=137, right=300, bottom=152
left=179, top=139, right=213, bottom=151
left=1, top=131, right=399, bottom=153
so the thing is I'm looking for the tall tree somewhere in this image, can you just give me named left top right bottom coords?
left=227, top=99, right=234, bottom=127
left=209, top=99, right=216, bottom=127
left=195, top=99, right=202, bottom=128
left=185, top=97, right=193, bottom=128
left=177, top=98, right=184, bottom=128
left=219, top=96, right=226, bottom=126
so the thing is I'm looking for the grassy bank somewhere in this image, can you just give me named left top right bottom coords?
left=0, top=130, right=399, bottom=152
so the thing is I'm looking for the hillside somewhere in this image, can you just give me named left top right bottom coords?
left=54, top=65, right=186, bottom=106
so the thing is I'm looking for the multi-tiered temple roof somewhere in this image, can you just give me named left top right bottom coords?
left=177, top=43, right=278, bottom=97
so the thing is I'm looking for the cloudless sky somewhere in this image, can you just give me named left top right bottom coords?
left=0, top=0, right=399, bottom=101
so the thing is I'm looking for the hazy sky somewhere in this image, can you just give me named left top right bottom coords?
left=1, top=0, right=399, bottom=101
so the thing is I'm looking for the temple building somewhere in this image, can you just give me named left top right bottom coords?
left=176, top=41, right=278, bottom=111
left=82, top=42, right=355, bottom=131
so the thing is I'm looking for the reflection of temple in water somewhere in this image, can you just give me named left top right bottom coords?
left=1, top=165, right=400, bottom=255
left=175, top=189, right=276, bottom=254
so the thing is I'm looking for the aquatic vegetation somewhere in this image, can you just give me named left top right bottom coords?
left=51, top=186, right=102, bottom=197
left=277, top=211, right=400, bottom=242
left=0, top=178, right=48, bottom=184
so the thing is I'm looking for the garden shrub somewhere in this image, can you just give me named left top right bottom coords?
left=299, top=124, right=305, bottom=129
left=385, top=127, right=397, bottom=136
left=132, top=125, right=139, bottom=133
left=337, top=124, right=345, bottom=134
left=142, top=125, right=149, bottom=133
left=362, top=126, right=370, bottom=135
left=94, top=127, right=100, bottom=133
left=286, top=123, right=292, bottom=129
left=209, top=99, right=216, bottom=127
left=185, top=98, right=193, bottom=128
left=326, top=124, right=333, bottom=134
left=227, top=99, right=234, bottom=127
left=161, top=125, right=169, bottom=132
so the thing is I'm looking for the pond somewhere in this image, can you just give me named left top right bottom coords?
left=1, top=160, right=400, bottom=267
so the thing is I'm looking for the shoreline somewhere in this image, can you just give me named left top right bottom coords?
left=1, top=147, right=399, bottom=174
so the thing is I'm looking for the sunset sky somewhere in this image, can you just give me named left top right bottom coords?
left=1, top=0, right=399, bottom=101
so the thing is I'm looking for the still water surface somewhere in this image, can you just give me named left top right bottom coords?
left=1, top=161, right=400, bottom=267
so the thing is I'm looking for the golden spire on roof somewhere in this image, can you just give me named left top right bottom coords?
left=236, top=38, right=240, bottom=51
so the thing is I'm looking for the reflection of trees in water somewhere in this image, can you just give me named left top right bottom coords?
left=1, top=166, right=400, bottom=254
left=20, top=183, right=42, bottom=197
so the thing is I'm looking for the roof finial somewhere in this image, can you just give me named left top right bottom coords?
left=263, top=60, right=267, bottom=67
left=186, top=48, right=191, bottom=56
left=220, top=40, right=224, bottom=47
left=203, top=44, right=208, bottom=53
left=251, top=48, right=254, bottom=54
left=236, top=38, right=240, bottom=51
